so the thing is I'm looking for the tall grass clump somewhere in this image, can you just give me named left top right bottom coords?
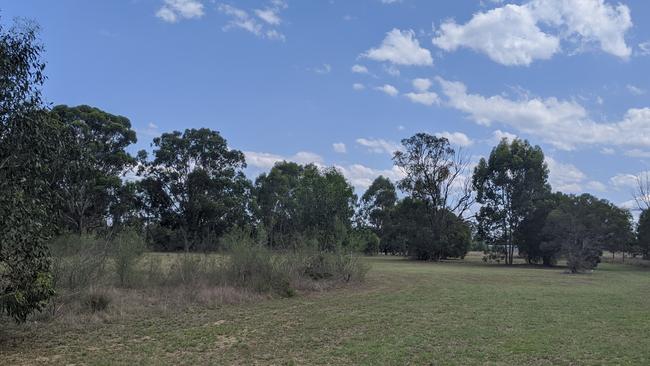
left=110, top=229, right=146, bottom=287
left=49, top=234, right=108, bottom=290
left=224, top=242, right=294, bottom=297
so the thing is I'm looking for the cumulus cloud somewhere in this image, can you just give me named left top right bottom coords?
left=218, top=1, right=286, bottom=41
left=364, top=29, right=433, bottom=66
left=491, top=130, right=518, bottom=143
left=436, top=131, right=473, bottom=147
left=334, top=164, right=404, bottom=189
left=436, top=77, right=650, bottom=150
left=412, top=78, right=432, bottom=92
left=333, top=142, right=347, bottom=153
left=610, top=173, right=638, bottom=188
left=244, top=150, right=323, bottom=169
left=433, top=0, right=633, bottom=65
left=356, top=138, right=401, bottom=155
left=375, top=84, right=399, bottom=97
left=546, top=156, right=586, bottom=193
left=404, top=92, right=439, bottom=106
left=352, top=83, right=365, bottom=91
left=156, top=0, right=204, bottom=23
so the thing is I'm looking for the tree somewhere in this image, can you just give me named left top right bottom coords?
left=542, top=194, right=633, bottom=273
left=516, top=192, right=564, bottom=266
left=358, top=176, right=397, bottom=237
left=473, top=138, right=550, bottom=265
left=636, top=209, right=650, bottom=260
left=393, top=133, right=473, bottom=260
left=254, top=162, right=357, bottom=251
left=382, top=198, right=470, bottom=260
left=0, top=18, right=56, bottom=321
left=50, top=105, right=137, bottom=234
left=138, top=128, right=251, bottom=251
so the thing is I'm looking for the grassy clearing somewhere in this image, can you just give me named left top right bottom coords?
left=2, top=253, right=649, bottom=365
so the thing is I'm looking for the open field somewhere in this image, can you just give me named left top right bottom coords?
left=2, top=253, right=650, bottom=365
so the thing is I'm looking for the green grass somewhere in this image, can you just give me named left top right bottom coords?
left=2, top=254, right=650, bottom=365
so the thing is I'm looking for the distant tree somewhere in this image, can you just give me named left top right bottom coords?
left=138, top=128, right=251, bottom=251
left=254, top=162, right=357, bottom=251
left=50, top=105, right=137, bottom=234
left=392, top=133, right=473, bottom=260
left=542, top=194, right=633, bottom=273
left=636, top=209, right=650, bottom=260
left=358, top=176, right=397, bottom=247
left=516, top=192, right=564, bottom=266
left=383, top=198, right=470, bottom=260
left=473, top=138, right=550, bottom=265
left=0, top=18, right=56, bottom=321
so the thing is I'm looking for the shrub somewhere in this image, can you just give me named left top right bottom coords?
left=224, top=243, right=293, bottom=297
left=49, top=234, right=108, bottom=290
left=111, top=229, right=146, bottom=287
left=298, top=251, right=369, bottom=282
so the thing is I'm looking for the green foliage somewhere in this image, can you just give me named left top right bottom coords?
left=383, top=198, right=470, bottom=260
left=542, top=194, right=634, bottom=273
left=636, top=209, right=650, bottom=259
left=390, top=133, right=473, bottom=260
left=49, top=105, right=137, bottom=234
left=138, top=128, right=251, bottom=251
left=254, top=162, right=357, bottom=251
left=473, top=138, right=550, bottom=265
left=111, top=229, right=146, bottom=287
left=0, top=18, right=56, bottom=322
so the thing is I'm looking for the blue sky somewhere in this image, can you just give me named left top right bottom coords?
left=3, top=0, right=650, bottom=208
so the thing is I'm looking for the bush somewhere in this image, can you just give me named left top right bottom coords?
left=298, top=251, right=369, bottom=282
left=111, top=229, right=146, bottom=287
left=49, top=234, right=108, bottom=290
left=224, top=243, right=293, bottom=297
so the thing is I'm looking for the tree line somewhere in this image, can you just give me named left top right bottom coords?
left=2, top=18, right=649, bottom=322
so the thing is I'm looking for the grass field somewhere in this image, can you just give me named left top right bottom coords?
left=2, top=254, right=649, bottom=365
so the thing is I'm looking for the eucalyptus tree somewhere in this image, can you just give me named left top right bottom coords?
left=50, top=105, right=137, bottom=234
left=392, top=133, right=473, bottom=260
left=473, top=138, right=550, bottom=265
left=138, top=128, right=251, bottom=251
left=542, top=194, right=633, bottom=273
left=0, top=18, right=56, bottom=321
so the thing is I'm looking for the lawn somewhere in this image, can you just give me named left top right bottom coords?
left=2, top=254, right=649, bottom=365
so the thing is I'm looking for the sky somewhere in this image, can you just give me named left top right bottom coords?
left=3, top=0, right=650, bottom=210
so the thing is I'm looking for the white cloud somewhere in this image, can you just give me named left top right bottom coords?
left=437, top=77, right=650, bottom=150
left=610, top=173, right=638, bottom=188
left=334, top=164, right=404, bottom=189
left=352, top=83, right=365, bottom=91
left=351, top=64, right=369, bottom=74
left=255, top=8, right=281, bottom=25
left=333, top=142, right=347, bottom=153
left=137, top=122, right=160, bottom=138
left=218, top=2, right=286, bottom=41
left=433, top=4, right=559, bottom=66
left=491, top=129, right=518, bottom=143
left=356, top=138, right=401, bottom=155
left=433, top=0, right=633, bottom=65
left=640, top=41, right=650, bottom=55
left=412, top=78, right=432, bottom=92
left=156, top=0, right=204, bottom=23
left=546, top=156, right=586, bottom=193
left=436, top=131, right=473, bottom=147
left=364, top=29, right=433, bottom=66
left=404, top=91, right=440, bottom=106
left=600, top=147, right=615, bottom=155
left=380, top=0, right=403, bottom=4
left=627, top=84, right=646, bottom=96
left=375, top=84, right=399, bottom=97
left=383, top=65, right=401, bottom=77
left=244, top=150, right=323, bottom=170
